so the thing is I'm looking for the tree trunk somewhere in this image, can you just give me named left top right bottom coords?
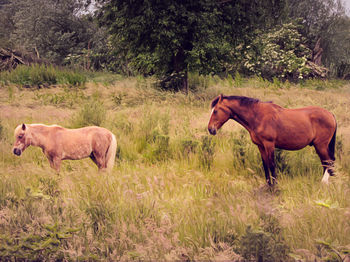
left=312, top=38, right=323, bottom=66
left=174, top=48, right=188, bottom=93
left=182, top=70, right=188, bottom=94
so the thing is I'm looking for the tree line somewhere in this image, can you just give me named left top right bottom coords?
left=1, top=0, right=349, bottom=90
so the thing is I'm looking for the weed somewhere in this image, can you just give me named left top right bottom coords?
left=111, top=92, right=126, bottom=106
left=272, top=77, right=282, bottom=89
left=39, top=177, right=60, bottom=199
left=239, top=215, right=291, bottom=262
left=113, top=113, right=134, bottom=135
left=143, top=134, right=170, bottom=163
left=135, top=109, right=170, bottom=152
left=188, top=72, right=210, bottom=91
left=179, top=138, right=199, bottom=157
left=232, top=131, right=248, bottom=166
left=316, top=239, right=350, bottom=261
left=0, top=64, right=86, bottom=87
left=0, top=75, right=350, bottom=261
left=234, top=71, right=243, bottom=87
left=0, top=223, right=78, bottom=261
left=34, top=88, right=87, bottom=108
left=275, top=148, right=291, bottom=174
left=70, top=99, right=106, bottom=127
left=0, top=120, right=3, bottom=140
left=227, top=74, right=234, bottom=87
left=198, top=135, right=216, bottom=170
left=7, top=85, right=14, bottom=102
left=57, top=70, right=86, bottom=86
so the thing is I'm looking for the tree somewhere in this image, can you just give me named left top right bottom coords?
left=0, top=0, right=15, bottom=47
left=98, top=0, right=287, bottom=90
left=9, top=0, right=92, bottom=64
left=0, top=0, right=98, bottom=65
left=321, top=16, right=350, bottom=77
left=287, top=0, right=348, bottom=76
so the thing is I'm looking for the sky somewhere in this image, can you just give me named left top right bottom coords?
left=344, top=0, right=350, bottom=15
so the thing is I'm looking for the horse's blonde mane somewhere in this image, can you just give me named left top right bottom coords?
left=14, top=124, right=64, bottom=136
left=29, top=123, right=62, bottom=128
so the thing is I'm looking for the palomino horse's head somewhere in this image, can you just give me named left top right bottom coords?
left=13, top=124, right=30, bottom=156
left=208, top=94, right=231, bottom=135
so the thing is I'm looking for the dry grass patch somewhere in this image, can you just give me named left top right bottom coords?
left=0, top=76, right=350, bottom=261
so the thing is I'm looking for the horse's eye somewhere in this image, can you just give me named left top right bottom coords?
left=18, top=135, right=23, bottom=139
left=213, top=110, right=217, bottom=114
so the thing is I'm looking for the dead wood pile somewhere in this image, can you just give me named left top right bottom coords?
left=0, top=48, right=42, bottom=71
left=306, top=61, right=329, bottom=78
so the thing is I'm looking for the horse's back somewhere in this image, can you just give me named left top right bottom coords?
left=54, top=126, right=114, bottom=159
left=288, top=106, right=336, bottom=128
left=267, top=105, right=336, bottom=150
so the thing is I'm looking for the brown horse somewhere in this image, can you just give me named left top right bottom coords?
left=13, top=124, right=117, bottom=172
left=208, top=94, right=337, bottom=186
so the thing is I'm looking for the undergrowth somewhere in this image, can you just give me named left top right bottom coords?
left=0, top=64, right=86, bottom=87
left=0, top=75, right=349, bottom=261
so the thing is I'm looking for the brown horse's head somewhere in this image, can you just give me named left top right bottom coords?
left=13, top=124, right=30, bottom=156
left=208, top=94, right=231, bottom=135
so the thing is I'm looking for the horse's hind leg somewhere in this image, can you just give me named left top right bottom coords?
left=314, top=143, right=335, bottom=184
left=90, top=152, right=101, bottom=169
left=90, top=151, right=106, bottom=170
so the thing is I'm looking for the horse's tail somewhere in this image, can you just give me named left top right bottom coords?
left=328, top=120, right=337, bottom=161
left=106, top=133, right=117, bottom=172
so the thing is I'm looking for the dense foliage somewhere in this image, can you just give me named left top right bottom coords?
left=1, top=0, right=350, bottom=87
left=97, top=0, right=288, bottom=90
left=241, top=22, right=312, bottom=80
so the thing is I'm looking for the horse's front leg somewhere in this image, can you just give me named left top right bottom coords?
left=268, top=149, right=277, bottom=185
left=258, top=143, right=276, bottom=186
left=46, top=154, right=61, bottom=173
left=258, top=145, right=272, bottom=186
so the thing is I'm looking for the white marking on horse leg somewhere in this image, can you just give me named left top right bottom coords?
left=321, top=169, right=330, bottom=184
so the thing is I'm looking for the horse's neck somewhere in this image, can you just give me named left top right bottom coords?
left=28, top=125, right=50, bottom=149
left=230, top=103, right=257, bottom=131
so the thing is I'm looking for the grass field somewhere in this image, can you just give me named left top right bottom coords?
left=0, top=74, right=350, bottom=261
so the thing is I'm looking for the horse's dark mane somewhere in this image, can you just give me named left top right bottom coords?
left=211, top=95, right=260, bottom=108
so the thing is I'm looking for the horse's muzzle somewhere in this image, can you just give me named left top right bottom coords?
left=13, top=148, right=21, bottom=156
left=208, top=127, right=217, bottom=135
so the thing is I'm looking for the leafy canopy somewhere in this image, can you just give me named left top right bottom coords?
left=98, top=0, right=232, bottom=77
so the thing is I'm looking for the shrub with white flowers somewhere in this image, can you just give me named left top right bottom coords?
left=242, top=22, right=312, bottom=80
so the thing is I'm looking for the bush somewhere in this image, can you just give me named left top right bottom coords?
left=133, top=110, right=171, bottom=163
left=179, top=138, right=199, bottom=157
left=143, top=134, right=171, bottom=163
left=198, top=136, right=216, bottom=171
left=239, top=215, right=291, bottom=262
left=241, top=22, right=311, bottom=81
left=57, top=70, right=86, bottom=86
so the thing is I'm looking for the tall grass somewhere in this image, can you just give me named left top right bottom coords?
left=0, top=76, right=349, bottom=260
left=70, top=98, right=106, bottom=128
left=0, top=64, right=86, bottom=87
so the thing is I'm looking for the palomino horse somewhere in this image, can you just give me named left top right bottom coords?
left=13, top=124, right=117, bottom=172
left=208, top=94, right=337, bottom=186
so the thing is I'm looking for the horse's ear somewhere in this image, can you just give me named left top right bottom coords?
left=22, top=123, right=26, bottom=131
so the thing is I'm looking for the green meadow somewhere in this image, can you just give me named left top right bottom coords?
left=0, top=73, right=350, bottom=261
